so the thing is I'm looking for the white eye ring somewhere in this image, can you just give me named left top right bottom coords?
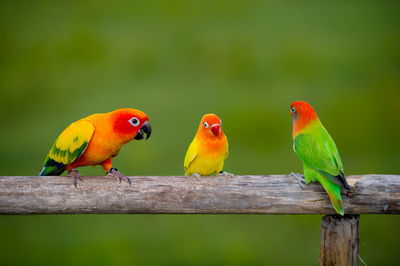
left=129, top=117, right=140, bottom=127
left=204, top=122, right=209, bottom=128
left=291, top=107, right=296, bottom=112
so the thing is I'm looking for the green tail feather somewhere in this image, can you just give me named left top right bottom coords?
left=39, top=159, right=65, bottom=176
left=39, top=166, right=65, bottom=176
left=317, top=176, right=344, bottom=215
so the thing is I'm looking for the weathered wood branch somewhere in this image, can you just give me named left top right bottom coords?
left=0, top=175, right=399, bottom=214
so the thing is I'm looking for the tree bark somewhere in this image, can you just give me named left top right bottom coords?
left=0, top=174, right=399, bottom=214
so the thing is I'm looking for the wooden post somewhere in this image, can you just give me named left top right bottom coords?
left=320, top=215, right=360, bottom=266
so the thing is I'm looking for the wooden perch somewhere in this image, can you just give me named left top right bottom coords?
left=0, top=174, right=398, bottom=215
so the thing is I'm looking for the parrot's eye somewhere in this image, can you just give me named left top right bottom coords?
left=204, top=122, right=209, bottom=128
left=129, top=117, right=140, bottom=127
left=291, top=107, right=296, bottom=112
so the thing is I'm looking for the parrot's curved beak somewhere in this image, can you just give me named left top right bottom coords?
left=135, top=121, right=152, bottom=140
left=210, top=124, right=220, bottom=137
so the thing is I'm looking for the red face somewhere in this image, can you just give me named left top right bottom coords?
left=290, top=101, right=319, bottom=137
left=290, top=101, right=317, bottom=121
left=113, top=109, right=152, bottom=140
left=199, top=113, right=223, bottom=137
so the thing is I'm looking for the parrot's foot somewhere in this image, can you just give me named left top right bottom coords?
left=192, top=173, right=201, bottom=181
left=345, top=187, right=356, bottom=198
left=108, top=168, right=131, bottom=185
left=68, top=169, right=82, bottom=188
left=217, top=171, right=235, bottom=178
left=291, top=172, right=306, bottom=189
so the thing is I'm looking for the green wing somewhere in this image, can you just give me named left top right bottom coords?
left=39, top=120, right=95, bottom=176
left=294, top=131, right=348, bottom=189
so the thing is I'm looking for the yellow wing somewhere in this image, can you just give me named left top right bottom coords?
left=40, top=119, right=95, bottom=176
left=45, top=119, right=94, bottom=164
left=224, top=139, right=229, bottom=159
left=184, top=139, right=198, bottom=175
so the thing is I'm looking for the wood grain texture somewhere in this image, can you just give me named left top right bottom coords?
left=0, top=175, right=399, bottom=214
left=320, top=215, right=360, bottom=266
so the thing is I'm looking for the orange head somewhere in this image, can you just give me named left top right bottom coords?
left=111, top=108, right=152, bottom=141
left=197, top=113, right=224, bottom=138
left=290, top=101, right=319, bottom=137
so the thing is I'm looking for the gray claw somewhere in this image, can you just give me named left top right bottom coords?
left=217, top=171, right=235, bottom=178
left=68, top=169, right=82, bottom=188
left=291, top=172, right=306, bottom=189
left=192, top=173, right=201, bottom=181
left=108, top=168, right=131, bottom=185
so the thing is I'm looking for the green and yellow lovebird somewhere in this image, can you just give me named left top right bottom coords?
left=290, top=101, right=350, bottom=215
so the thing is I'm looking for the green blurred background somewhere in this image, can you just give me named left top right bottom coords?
left=1, top=1, right=399, bottom=265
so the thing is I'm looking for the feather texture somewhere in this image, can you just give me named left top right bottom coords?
left=184, top=114, right=228, bottom=176
left=39, top=108, right=150, bottom=176
left=39, top=120, right=94, bottom=176
left=291, top=101, right=349, bottom=215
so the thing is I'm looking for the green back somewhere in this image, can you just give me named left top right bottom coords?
left=293, top=121, right=345, bottom=187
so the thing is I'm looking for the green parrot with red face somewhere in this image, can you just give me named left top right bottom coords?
left=290, top=101, right=350, bottom=215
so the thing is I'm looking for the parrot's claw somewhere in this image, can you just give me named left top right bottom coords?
left=345, top=188, right=356, bottom=198
left=192, top=173, right=201, bottom=181
left=217, top=171, right=235, bottom=178
left=68, top=169, right=82, bottom=188
left=108, top=168, right=131, bottom=185
left=291, top=172, right=306, bottom=189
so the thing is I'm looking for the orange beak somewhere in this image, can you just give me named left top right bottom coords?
left=210, top=124, right=220, bottom=137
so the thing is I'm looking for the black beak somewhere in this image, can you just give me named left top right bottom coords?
left=135, top=121, right=152, bottom=140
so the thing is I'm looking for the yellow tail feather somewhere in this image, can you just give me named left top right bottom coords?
left=327, top=191, right=344, bottom=216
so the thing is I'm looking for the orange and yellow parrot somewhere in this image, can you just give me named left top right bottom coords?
left=39, top=108, right=151, bottom=187
left=184, top=113, right=232, bottom=179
